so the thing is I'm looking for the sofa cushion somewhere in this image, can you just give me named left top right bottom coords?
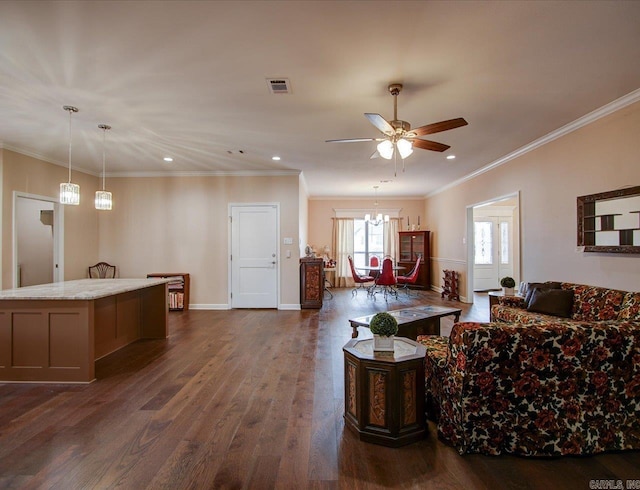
left=619, top=292, right=640, bottom=321
left=523, top=281, right=562, bottom=306
left=566, top=283, right=627, bottom=321
left=527, top=288, right=574, bottom=318
left=417, top=335, right=449, bottom=420
left=491, top=305, right=560, bottom=324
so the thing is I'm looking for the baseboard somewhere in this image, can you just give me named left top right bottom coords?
left=188, top=303, right=301, bottom=310
left=279, top=304, right=301, bottom=310
left=189, top=303, right=230, bottom=310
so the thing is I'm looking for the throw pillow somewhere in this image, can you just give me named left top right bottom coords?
left=526, top=288, right=574, bottom=318
left=524, top=281, right=562, bottom=306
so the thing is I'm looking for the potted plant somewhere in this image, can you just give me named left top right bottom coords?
left=369, top=312, right=399, bottom=352
left=500, top=276, right=516, bottom=296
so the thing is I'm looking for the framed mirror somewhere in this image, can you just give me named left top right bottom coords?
left=577, top=185, right=640, bottom=253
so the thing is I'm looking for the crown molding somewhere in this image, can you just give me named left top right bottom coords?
left=107, top=170, right=300, bottom=178
left=1, top=144, right=100, bottom=177
left=427, top=87, right=640, bottom=198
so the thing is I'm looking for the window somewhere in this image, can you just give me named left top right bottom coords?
left=353, top=219, right=384, bottom=269
left=500, top=221, right=509, bottom=265
left=474, top=221, right=493, bottom=265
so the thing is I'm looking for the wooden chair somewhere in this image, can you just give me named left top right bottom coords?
left=88, top=262, right=117, bottom=279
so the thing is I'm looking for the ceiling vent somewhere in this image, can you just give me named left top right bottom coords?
left=266, top=78, right=291, bottom=94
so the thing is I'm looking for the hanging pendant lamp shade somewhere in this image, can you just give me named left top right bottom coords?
left=95, top=124, right=113, bottom=210
left=60, top=106, right=80, bottom=205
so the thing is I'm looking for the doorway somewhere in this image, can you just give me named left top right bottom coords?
left=13, top=192, right=63, bottom=288
left=466, top=193, right=520, bottom=299
left=229, top=204, right=279, bottom=308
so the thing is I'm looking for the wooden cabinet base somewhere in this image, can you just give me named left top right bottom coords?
left=0, top=283, right=167, bottom=383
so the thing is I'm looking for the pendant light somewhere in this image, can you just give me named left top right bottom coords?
left=364, top=186, right=389, bottom=226
left=60, top=105, right=80, bottom=205
left=95, top=124, right=113, bottom=210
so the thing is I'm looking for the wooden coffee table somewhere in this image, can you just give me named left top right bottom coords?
left=349, top=305, right=462, bottom=340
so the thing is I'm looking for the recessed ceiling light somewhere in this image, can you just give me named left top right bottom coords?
left=446, top=155, right=456, bottom=160
left=272, top=156, right=281, bottom=161
left=163, top=157, right=173, bottom=162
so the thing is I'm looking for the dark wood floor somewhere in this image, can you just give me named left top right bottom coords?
left=1, top=289, right=638, bottom=489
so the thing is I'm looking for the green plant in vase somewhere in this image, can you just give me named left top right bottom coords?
left=370, top=312, right=399, bottom=352
left=500, top=276, right=516, bottom=295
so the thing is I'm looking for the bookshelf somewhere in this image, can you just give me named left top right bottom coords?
left=147, top=273, right=190, bottom=311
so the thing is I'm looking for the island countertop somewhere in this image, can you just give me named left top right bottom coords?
left=0, top=278, right=172, bottom=301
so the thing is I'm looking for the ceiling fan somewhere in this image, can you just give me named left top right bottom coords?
left=326, top=83, right=468, bottom=174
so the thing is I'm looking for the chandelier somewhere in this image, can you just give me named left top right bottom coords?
left=364, top=186, right=389, bottom=226
left=60, top=105, right=80, bottom=205
left=95, top=124, right=113, bottom=210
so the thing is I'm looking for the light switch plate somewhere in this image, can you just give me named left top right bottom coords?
left=283, top=237, right=293, bottom=245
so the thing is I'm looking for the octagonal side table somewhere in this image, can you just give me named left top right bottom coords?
left=343, top=337, right=426, bottom=447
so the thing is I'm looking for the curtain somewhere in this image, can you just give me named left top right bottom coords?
left=332, top=218, right=354, bottom=287
left=383, top=218, right=399, bottom=263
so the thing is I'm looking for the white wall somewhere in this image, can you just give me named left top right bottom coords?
left=427, top=100, right=640, bottom=296
left=1, top=150, right=99, bottom=289
left=98, top=174, right=301, bottom=309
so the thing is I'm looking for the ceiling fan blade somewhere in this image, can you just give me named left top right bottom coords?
left=410, top=118, right=468, bottom=136
left=364, top=113, right=394, bottom=135
left=369, top=149, right=380, bottom=159
left=412, top=139, right=450, bottom=152
left=325, top=137, right=378, bottom=143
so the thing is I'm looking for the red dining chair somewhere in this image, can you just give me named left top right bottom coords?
left=348, top=255, right=375, bottom=296
left=396, top=256, right=421, bottom=295
left=373, top=257, right=398, bottom=301
left=369, top=255, right=380, bottom=279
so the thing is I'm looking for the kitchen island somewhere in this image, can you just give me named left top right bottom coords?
left=0, top=278, right=170, bottom=383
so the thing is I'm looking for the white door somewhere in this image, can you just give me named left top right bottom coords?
left=473, top=216, right=513, bottom=291
left=230, top=205, right=278, bottom=308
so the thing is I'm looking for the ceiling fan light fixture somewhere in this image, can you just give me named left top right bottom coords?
left=377, top=140, right=394, bottom=159
left=397, top=138, right=413, bottom=159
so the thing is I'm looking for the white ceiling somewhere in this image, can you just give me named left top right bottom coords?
left=1, top=1, right=639, bottom=198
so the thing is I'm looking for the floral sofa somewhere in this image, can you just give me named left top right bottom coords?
left=417, top=282, right=640, bottom=456
left=491, top=282, right=640, bottom=325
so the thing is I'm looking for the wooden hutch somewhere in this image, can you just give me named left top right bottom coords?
left=398, top=230, right=430, bottom=289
